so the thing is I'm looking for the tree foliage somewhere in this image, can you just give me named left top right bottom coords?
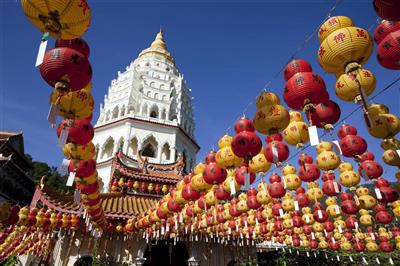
left=25, top=154, right=73, bottom=193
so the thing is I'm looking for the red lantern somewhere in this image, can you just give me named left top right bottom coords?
left=283, top=72, right=328, bottom=110
left=203, top=151, right=227, bottom=185
left=247, top=196, right=261, bottom=209
left=313, top=205, right=328, bottom=223
left=167, top=199, right=182, bottom=213
left=358, top=153, right=383, bottom=180
left=283, top=59, right=313, bottom=81
left=214, top=185, right=231, bottom=201
left=298, top=162, right=320, bottom=182
left=295, top=187, right=310, bottom=207
left=40, top=48, right=92, bottom=91
left=268, top=175, right=286, bottom=199
left=182, top=184, right=201, bottom=201
left=156, top=209, right=168, bottom=220
left=55, top=38, right=90, bottom=58
left=57, top=118, right=94, bottom=145
left=69, top=159, right=96, bottom=177
left=379, top=241, right=394, bottom=252
left=377, top=30, right=400, bottom=70
left=323, top=220, right=334, bottom=232
left=345, top=215, right=358, bottom=229
left=340, top=193, right=358, bottom=215
left=322, top=178, right=341, bottom=196
left=229, top=202, right=241, bottom=217
left=235, top=163, right=256, bottom=186
left=308, top=99, right=341, bottom=128
left=373, top=0, right=400, bottom=21
left=232, top=117, right=262, bottom=159
left=374, top=21, right=400, bottom=44
left=264, top=134, right=290, bottom=164
left=338, top=124, right=367, bottom=158
left=298, top=153, right=313, bottom=165
left=337, top=124, right=357, bottom=139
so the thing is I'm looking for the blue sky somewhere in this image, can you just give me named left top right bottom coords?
left=0, top=0, right=399, bottom=182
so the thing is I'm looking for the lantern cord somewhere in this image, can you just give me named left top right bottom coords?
left=209, top=0, right=344, bottom=149
left=254, top=75, right=400, bottom=184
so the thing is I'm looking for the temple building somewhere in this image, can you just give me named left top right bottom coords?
left=0, top=131, right=34, bottom=205
left=92, top=29, right=199, bottom=192
left=19, top=31, right=244, bottom=266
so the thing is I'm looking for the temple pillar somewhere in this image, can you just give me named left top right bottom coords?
left=123, top=122, right=131, bottom=154
left=157, top=144, right=162, bottom=163
left=170, top=146, right=176, bottom=162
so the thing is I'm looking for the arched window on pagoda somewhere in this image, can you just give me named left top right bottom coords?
left=161, top=143, right=170, bottom=161
left=112, top=106, right=119, bottom=119
left=120, top=105, right=126, bottom=116
left=142, top=144, right=156, bottom=158
left=129, top=137, right=138, bottom=156
left=102, top=138, right=115, bottom=159
left=149, top=105, right=159, bottom=118
left=141, top=136, right=158, bottom=158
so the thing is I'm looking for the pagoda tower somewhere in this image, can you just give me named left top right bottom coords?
left=93, top=30, right=199, bottom=192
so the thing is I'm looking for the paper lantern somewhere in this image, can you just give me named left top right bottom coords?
left=335, top=70, right=376, bottom=102
left=282, top=111, right=309, bottom=147
left=318, top=25, right=373, bottom=75
left=40, top=48, right=92, bottom=91
left=373, top=0, right=400, bottom=21
left=55, top=38, right=90, bottom=57
left=231, top=117, right=262, bottom=159
left=21, top=0, right=91, bottom=39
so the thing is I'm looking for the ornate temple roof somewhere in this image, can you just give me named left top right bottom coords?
left=31, top=184, right=159, bottom=220
left=111, top=151, right=184, bottom=185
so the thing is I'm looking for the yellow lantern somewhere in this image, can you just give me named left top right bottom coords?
left=50, top=85, right=94, bottom=119
left=318, top=25, right=373, bottom=75
left=365, top=238, right=379, bottom=252
left=369, top=113, right=400, bottom=139
left=63, top=142, right=95, bottom=160
left=356, top=186, right=376, bottom=210
left=335, top=69, right=376, bottom=102
left=222, top=171, right=240, bottom=193
left=282, top=111, right=309, bottom=147
left=391, top=200, right=400, bottom=218
left=338, top=162, right=360, bottom=188
left=173, top=189, right=186, bottom=205
left=191, top=173, right=212, bottom=191
left=306, top=182, right=324, bottom=203
left=325, top=197, right=341, bottom=218
left=312, top=222, right=323, bottom=232
left=249, top=148, right=271, bottom=173
left=318, top=16, right=353, bottom=43
left=194, top=163, right=206, bottom=175
left=161, top=184, right=168, bottom=193
left=256, top=188, right=272, bottom=205
left=254, top=91, right=290, bottom=135
left=315, top=141, right=340, bottom=171
left=216, top=135, right=243, bottom=168
left=204, top=189, right=217, bottom=206
left=341, top=240, right=352, bottom=251
left=282, top=193, right=294, bottom=212
left=301, top=207, right=314, bottom=225
left=359, top=210, right=373, bottom=226
left=237, top=193, right=248, bottom=213
left=21, top=0, right=91, bottom=40
left=282, top=165, right=301, bottom=191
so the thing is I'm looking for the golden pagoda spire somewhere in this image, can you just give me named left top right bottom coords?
left=150, top=27, right=167, bottom=50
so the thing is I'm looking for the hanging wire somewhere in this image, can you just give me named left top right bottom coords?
left=254, top=75, right=400, bottom=183
left=206, top=0, right=344, bottom=152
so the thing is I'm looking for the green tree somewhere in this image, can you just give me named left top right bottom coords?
left=25, top=154, right=73, bottom=193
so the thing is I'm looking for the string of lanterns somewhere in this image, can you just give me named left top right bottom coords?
left=20, top=0, right=107, bottom=230
left=126, top=8, right=400, bottom=262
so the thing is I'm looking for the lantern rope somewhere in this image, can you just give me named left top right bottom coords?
left=254, top=75, right=400, bottom=184
left=208, top=0, right=345, bottom=149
